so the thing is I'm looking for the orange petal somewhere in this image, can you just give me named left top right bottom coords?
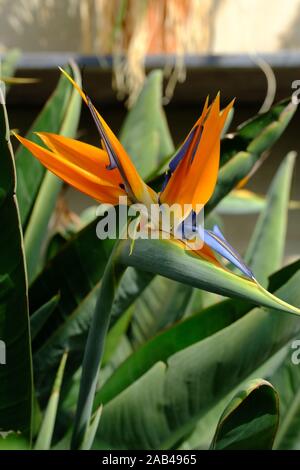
left=59, top=68, right=157, bottom=207
left=160, top=96, right=234, bottom=212
left=193, top=242, right=223, bottom=267
left=36, top=132, right=122, bottom=188
left=15, top=134, right=125, bottom=205
left=171, top=238, right=223, bottom=267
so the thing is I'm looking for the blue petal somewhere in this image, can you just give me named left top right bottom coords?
left=178, top=214, right=254, bottom=280
left=204, top=225, right=255, bottom=280
left=169, top=126, right=198, bottom=172
left=86, top=96, right=118, bottom=170
left=179, top=210, right=201, bottom=239
left=212, top=224, right=226, bottom=241
left=160, top=124, right=202, bottom=192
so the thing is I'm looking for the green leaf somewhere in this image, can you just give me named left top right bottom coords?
left=33, top=266, right=153, bottom=404
left=210, top=379, right=279, bottom=450
left=95, top=297, right=250, bottom=407
left=0, top=100, right=33, bottom=435
left=30, top=219, right=114, bottom=347
left=16, top=67, right=73, bottom=226
left=0, top=274, right=13, bottom=300
left=24, top=63, right=82, bottom=283
left=217, top=189, right=300, bottom=215
left=95, top=262, right=297, bottom=407
left=217, top=190, right=267, bottom=215
left=180, top=261, right=300, bottom=450
left=80, top=405, right=103, bottom=450
left=111, top=267, right=155, bottom=324
left=34, top=283, right=100, bottom=403
left=74, top=235, right=300, bottom=449
left=129, top=276, right=193, bottom=348
left=30, top=295, right=60, bottom=341
left=30, top=223, right=114, bottom=401
left=31, top=220, right=152, bottom=404
left=268, top=345, right=300, bottom=449
left=103, top=308, right=134, bottom=366
left=245, top=152, right=296, bottom=287
left=95, top=268, right=300, bottom=449
left=206, top=99, right=297, bottom=213
left=221, top=99, right=296, bottom=165
left=71, top=244, right=126, bottom=449
left=34, top=351, right=68, bottom=450
left=0, top=432, right=30, bottom=450
left=119, top=238, right=300, bottom=315
left=119, top=70, right=174, bottom=179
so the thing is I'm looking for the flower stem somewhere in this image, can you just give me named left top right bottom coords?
left=71, top=240, right=125, bottom=450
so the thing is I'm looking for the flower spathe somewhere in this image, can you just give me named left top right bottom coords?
left=15, top=69, right=255, bottom=280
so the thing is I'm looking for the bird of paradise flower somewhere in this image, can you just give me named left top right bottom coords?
left=15, top=68, right=257, bottom=282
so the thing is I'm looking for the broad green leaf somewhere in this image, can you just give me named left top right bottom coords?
left=30, top=234, right=114, bottom=401
left=210, top=379, right=279, bottom=449
left=217, top=189, right=300, bottom=215
left=30, top=295, right=60, bottom=341
left=102, top=308, right=134, bottom=366
left=245, top=152, right=296, bottom=287
left=30, top=219, right=114, bottom=347
left=179, top=343, right=293, bottom=450
left=33, top=266, right=153, bottom=403
left=111, top=267, right=155, bottom=324
left=0, top=101, right=33, bottom=435
left=217, top=189, right=267, bottom=215
left=185, top=338, right=300, bottom=451
left=0, top=433, right=29, bottom=450
left=73, top=235, right=300, bottom=449
left=31, top=219, right=150, bottom=402
left=220, top=99, right=296, bottom=166
left=0, top=274, right=13, bottom=300
left=95, top=297, right=251, bottom=407
left=24, top=63, right=82, bottom=282
left=269, top=346, right=300, bottom=449
left=206, top=99, right=297, bottom=213
left=119, top=238, right=300, bottom=315
left=95, top=262, right=298, bottom=407
left=129, top=276, right=193, bottom=348
left=119, top=70, right=174, bottom=179
left=34, top=352, right=68, bottom=450
left=95, top=268, right=300, bottom=449
left=71, top=246, right=126, bottom=449
left=34, top=284, right=100, bottom=404
left=16, top=68, right=73, bottom=226
left=180, top=276, right=300, bottom=450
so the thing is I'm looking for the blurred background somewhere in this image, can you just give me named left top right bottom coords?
left=0, top=0, right=299, bottom=260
